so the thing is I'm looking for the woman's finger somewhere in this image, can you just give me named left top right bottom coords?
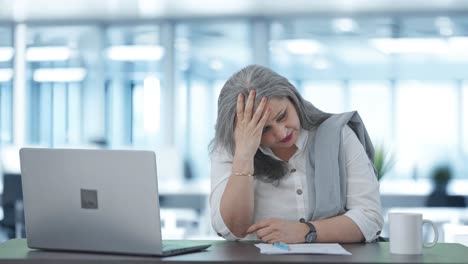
left=244, top=90, right=255, bottom=122
left=247, top=219, right=271, bottom=234
left=255, top=226, right=271, bottom=239
left=261, top=232, right=279, bottom=244
left=251, top=97, right=267, bottom=124
left=236, top=93, right=244, bottom=122
left=256, top=106, right=270, bottom=132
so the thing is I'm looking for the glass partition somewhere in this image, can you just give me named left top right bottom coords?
left=105, top=25, right=164, bottom=148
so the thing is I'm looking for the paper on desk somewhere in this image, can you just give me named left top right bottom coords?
left=255, top=243, right=352, bottom=255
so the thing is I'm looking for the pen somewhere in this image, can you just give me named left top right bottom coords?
left=272, top=242, right=290, bottom=251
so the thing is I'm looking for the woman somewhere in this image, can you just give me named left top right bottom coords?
left=210, top=64, right=383, bottom=244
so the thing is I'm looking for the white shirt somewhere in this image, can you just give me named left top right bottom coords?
left=210, top=126, right=384, bottom=242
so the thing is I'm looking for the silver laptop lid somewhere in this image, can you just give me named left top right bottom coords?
left=19, top=148, right=164, bottom=255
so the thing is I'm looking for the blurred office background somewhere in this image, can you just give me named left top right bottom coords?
left=0, top=0, right=467, bottom=244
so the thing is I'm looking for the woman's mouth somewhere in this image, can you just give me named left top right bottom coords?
left=280, top=132, right=293, bottom=143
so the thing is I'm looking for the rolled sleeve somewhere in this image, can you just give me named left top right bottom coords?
left=209, top=149, right=243, bottom=241
left=342, top=126, right=384, bottom=242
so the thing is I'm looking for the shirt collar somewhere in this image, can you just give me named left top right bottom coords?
left=259, top=129, right=309, bottom=158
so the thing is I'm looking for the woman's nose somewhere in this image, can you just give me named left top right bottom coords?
left=272, top=125, right=286, bottom=140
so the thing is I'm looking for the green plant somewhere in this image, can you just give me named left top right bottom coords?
left=373, top=145, right=396, bottom=181
left=431, top=165, right=452, bottom=185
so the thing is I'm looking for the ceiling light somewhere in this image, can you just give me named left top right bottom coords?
left=0, top=69, right=13, bottom=82
left=370, top=38, right=448, bottom=54
left=107, top=45, right=164, bottom=61
left=26, top=46, right=71, bottom=62
left=332, top=18, right=358, bottom=33
left=0, top=47, right=14, bottom=62
left=33, top=68, right=87, bottom=83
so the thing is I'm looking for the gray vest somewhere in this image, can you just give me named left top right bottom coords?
left=306, top=111, right=376, bottom=221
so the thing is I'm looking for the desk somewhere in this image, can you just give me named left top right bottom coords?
left=0, top=239, right=467, bottom=264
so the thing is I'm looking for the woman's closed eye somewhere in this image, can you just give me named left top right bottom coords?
left=262, top=111, right=287, bottom=134
left=277, top=111, right=287, bottom=121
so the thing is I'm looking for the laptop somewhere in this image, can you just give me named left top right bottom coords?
left=19, top=148, right=211, bottom=256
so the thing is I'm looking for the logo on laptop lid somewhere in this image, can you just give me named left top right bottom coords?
left=80, top=189, right=98, bottom=209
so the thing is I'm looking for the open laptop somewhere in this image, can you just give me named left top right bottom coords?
left=19, top=148, right=211, bottom=256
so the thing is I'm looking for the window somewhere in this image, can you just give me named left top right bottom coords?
left=463, top=82, right=468, bottom=155
left=302, top=81, right=346, bottom=113
left=26, top=26, right=100, bottom=147
left=131, top=77, right=161, bottom=147
left=0, top=26, right=13, bottom=144
left=175, top=21, right=252, bottom=179
left=395, top=81, right=458, bottom=179
left=3, top=16, right=468, bottom=188
left=349, top=81, right=392, bottom=145
left=105, top=25, right=164, bottom=147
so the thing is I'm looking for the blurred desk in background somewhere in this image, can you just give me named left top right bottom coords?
left=381, top=194, right=468, bottom=208
left=158, top=179, right=211, bottom=239
left=158, top=179, right=209, bottom=212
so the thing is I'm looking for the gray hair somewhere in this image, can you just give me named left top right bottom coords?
left=210, top=64, right=331, bottom=184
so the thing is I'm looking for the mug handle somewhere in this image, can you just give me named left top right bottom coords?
left=422, top=219, right=439, bottom=248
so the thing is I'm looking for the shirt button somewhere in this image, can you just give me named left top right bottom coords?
left=217, top=233, right=222, bottom=237
left=290, top=168, right=297, bottom=173
left=296, top=189, right=303, bottom=195
left=299, top=218, right=305, bottom=223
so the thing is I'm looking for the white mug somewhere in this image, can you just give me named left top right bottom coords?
left=389, top=212, right=438, bottom=255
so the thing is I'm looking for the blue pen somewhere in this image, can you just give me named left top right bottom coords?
left=272, top=242, right=290, bottom=251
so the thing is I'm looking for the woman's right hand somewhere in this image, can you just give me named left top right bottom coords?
left=234, top=90, right=270, bottom=161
